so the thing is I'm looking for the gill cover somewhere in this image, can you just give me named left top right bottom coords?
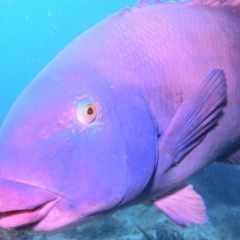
left=109, top=85, right=158, bottom=204
left=0, top=61, right=157, bottom=230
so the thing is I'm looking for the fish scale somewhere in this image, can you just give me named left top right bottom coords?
left=0, top=0, right=239, bottom=232
left=84, top=1, right=240, bottom=131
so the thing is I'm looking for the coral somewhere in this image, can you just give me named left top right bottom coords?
left=66, top=215, right=127, bottom=240
left=138, top=223, right=185, bottom=240
left=155, top=223, right=184, bottom=240
left=0, top=230, right=34, bottom=240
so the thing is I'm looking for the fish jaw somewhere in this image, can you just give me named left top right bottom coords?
left=0, top=178, right=61, bottom=230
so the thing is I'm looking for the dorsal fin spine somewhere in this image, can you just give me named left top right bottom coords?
left=116, top=0, right=240, bottom=18
left=187, top=0, right=240, bottom=6
left=134, top=0, right=149, bottom=9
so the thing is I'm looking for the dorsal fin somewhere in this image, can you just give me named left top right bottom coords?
left=133, top=0, right=166, bottom=8
left=187, top=0, right=240, bottom=6
left=114, top=0, right=240, bottom=18
left=135, top=0, right=240, bottom=7
left=134, top=0, right=149, bottom=9
left=115, top=7, right=132, bottom=17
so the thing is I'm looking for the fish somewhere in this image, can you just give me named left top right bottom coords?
left=0, top=0, right=239, bottom=232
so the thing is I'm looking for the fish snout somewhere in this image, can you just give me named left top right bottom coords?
left=0, top=178, right=61, bottom=230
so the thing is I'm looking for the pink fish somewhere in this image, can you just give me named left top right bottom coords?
left=0, top=0, right=239, bottom=232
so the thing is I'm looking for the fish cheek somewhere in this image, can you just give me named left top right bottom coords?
left=53, top=109, right=129, bottom=215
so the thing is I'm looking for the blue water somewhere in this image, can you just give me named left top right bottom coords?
left=0, top=0, right=135, bottom=124
left=1, top=1, right=240, bottom=240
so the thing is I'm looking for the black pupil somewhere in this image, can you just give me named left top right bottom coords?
left=87, top=107, right=94, bottom=115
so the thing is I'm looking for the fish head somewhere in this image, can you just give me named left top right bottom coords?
left=0, top=59, right=158, bottom=231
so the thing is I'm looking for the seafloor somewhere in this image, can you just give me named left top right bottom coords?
left=0, top=163, right=239, bottom=240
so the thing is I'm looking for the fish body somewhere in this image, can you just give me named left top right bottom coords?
left=74, top=0, right=240, bottom=193
left=0, top=0, right=239, bottom=231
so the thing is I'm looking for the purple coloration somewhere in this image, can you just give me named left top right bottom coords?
left=134, top=0, right=149, bottom=8
left=0, top=0, right=239, bottom=232
left=115, top=7, right=132, bottom=16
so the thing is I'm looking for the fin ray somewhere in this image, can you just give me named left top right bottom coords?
left=187, top=0, right=240, bottom=6
left=136, top=0, right=240, bottom=7
left=159, top=69, right=227, bottom=168
left=153, top=185, right=208, bottom=227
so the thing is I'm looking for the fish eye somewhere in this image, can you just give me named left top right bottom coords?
left=84, top=104, right=97, bottom=118
left=77, top=101, right=97, bottom=125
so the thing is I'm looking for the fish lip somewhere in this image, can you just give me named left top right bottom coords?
left=0, top=178, right=62, bottom=230
left=0, top=196, right=62, bottom=230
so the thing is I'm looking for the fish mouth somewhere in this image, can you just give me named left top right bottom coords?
left=0, top=178, right=61, bottom=230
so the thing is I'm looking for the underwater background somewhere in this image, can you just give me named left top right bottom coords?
left=0, top=0, right=240, bottom=239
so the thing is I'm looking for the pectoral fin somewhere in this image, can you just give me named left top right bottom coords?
left=159, top=69, right=227, bottom=169
left=153, top=184, right=207, bottom=227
